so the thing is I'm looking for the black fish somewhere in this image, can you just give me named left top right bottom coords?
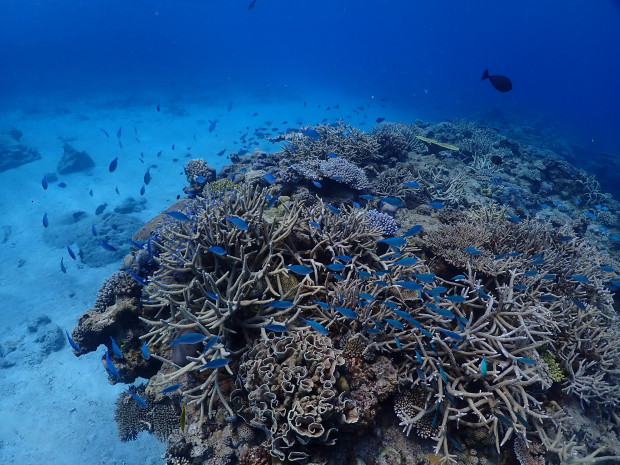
left=482, top=69, right=512, bottom=92
left=95, top=203, right=108, bottom=215
left=248, top=0, right=257, bottom=9
left=144, top=167, right=151, bottom=185
left=109, top=156, right=118, bottom=173
left=156, top=104, right=160, bottom=112
left=376, top=117, right=385, bottom=123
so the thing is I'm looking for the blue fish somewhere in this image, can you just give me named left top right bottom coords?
left=493, top=253, right=507, bottom=260
left=170, top=333, right=207, bottom=345
left=144, top=167, right=151, bottom=185
left=569, top=275, right=589, bottom=283
left=357, top=292, right=375, bottom=301
left=599, top=266, right=615, bottom=272
left=141, top=340, right=150, bottom=360
left=302, top=129, right=320, bottom=140
left=529, top=258, right=545, bottom=265
left=374, top=269, right=391, bottom=276
left=57, top=182, right=67, bottom=188
left=540, top=274, right=556, bottom=280
left=208, top=120, right=217, bottom=132
left=309, top=221, right=320, bottom=227
left=383, top=301, right=399, bottom=309
left=357, top=270, right=372, bottom=279
left=332, top=273, right=346, bottom=281
left=336, top=254, right=352, bottom=262
left=65, top=330, right=81, bottom=353
left=509, top=252, right=522, bottom=257
left=313, top=300, right=331, bottom=309
left=539, top=294, right=556, bottom=302
left=351, top=201, right=361, bottom=209
left=165, top=211, right=190, bottom=222
left=204, top=292, right=218, bottom=300
left=463, top=247, right=482, bottom=255
left=480, top=355, right=487, bottom=377
left=67, top=244, right=77, bottom=260
left=403, top=181, right=419, bottom=188
left=42, top=175, right=48, bottom=190
left=286, top=264, right=313, bottom=275
left=312, top=181, right=322, bottom=188
left=438, top=328, right=463, bottom=341
left=266, top=193, right=281, bottom=208
left=105, top=351, right=120, bottom=378
left=60, top=257, right=67, bottom=274
left=99, top=241, right=117, bottom=252
left=427, top=202, right=444, bottom=209
left=359, top=194, right=375, bottom=200
left=264, top=324, right=288, bottom=332
left=394, top=335, right=402, bottom=349
left=363, top=328, right=381, bottom=334
left=415, top=350, right=424, bottom=365
left=395, top=281, right=423, bottom=291
left=507, top=213, right=522, bottom=224
left=126, top=388, right=147, bottom=408
left=381, top=197, right=404, bottom=207
left=557, top=235, right=574, bottom=242
left=109, top=156, right=118, bottom=173
left=200, top=358, right=230, bottom=370
left=495, top=412, right=513, bottom=426
left=447, top=435, right=463, bottom=452
left=325, top=263, right=346, bottom=272
left=326, top=204, right=340, bottom=214
left=513, top=285, right=528, bottom=291
left=444, top=295, right=466, bottom=303
left=110, top=336, right=124, bottom=358
left=528, top=253, right=543, bottom=259
left=91, top=224, right=97, bottom=236
left=333, top=306, right=357, bottom=318
left=403, top=225, right=423, bottom=237
left=200, top=335, right=219, bottom=354
left=263, top=300, right=294, bottom=309
left=522, top=270, right=538, bottom=277
left=374, top=280, right=389, bottom=287
left=383, top=318, right=405, bottom=330
left=391, top=309, right=422, bottom=329
left=571, top=296, right=586, bottom=311
left=438, top=365, right=448, bottom=383
left=413, top=273, right=436, bottom=283
left=427, top=305, right=455, bottom=319
left=140, top=184, right=146, bottom=196
left=208, top=246, right=227, bottom=255
left=416, top=367, right=426, bottom=381
left=263, top=173, right=275, bottom=184
left=583, top=212, right=596, bottom=220
left=451, top=274, right=466, bottom=280
left=378, top=237, right=406, bottom=247
left=227, top=215, right=249, bottom=230
left=516, top=357, right=536, bottom=365
left=126, top=271, right=146, bottom=286
left=393, top=257, right=418, bottom=266
left=419, top=328, right=433, bottom=338
left=42, top=212, right=49, bottom=228
left=300, top=317, right=329, bottom=335
left=159, top=384, right=181, bottom=394
left=425, top=286, right=447, bottom=297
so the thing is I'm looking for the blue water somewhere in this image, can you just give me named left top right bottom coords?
left=3, top=0, right=619, bottom=148
left=1, top=1, right=619, bottom=463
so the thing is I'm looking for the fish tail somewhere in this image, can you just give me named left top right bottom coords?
left=482, top=69, right=489, bottom=80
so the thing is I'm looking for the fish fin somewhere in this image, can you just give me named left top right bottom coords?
left=482, top=69, right=489, bottom=80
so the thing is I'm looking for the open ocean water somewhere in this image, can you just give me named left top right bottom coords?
left=1, top=1, right=619, bottom=465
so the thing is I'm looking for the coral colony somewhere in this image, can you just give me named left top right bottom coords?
left=70, top=121, right=620, bottom=465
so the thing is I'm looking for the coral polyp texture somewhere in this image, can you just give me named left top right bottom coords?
left=71, top=119, right=620, bottom=465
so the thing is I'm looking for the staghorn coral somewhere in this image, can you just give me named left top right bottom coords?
left=233, top=330, right=359, bottom=462
left=280, top=122, right=380, bottom=165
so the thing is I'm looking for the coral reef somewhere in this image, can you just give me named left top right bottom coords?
left=70, top=117, right=620, bottom=465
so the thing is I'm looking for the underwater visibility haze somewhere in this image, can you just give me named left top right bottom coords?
left=1, top=1, right=620, bottom=465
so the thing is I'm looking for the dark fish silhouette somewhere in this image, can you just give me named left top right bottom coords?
left=117, top=127, right=122, bottom=138
left=109, top=156, right=118, bottom=173
left=248, top=0, right=257, bottom=9
left=376, top=117, right=385, bottom=123
left=482, top=70, right=512, bottom=92
left=156, top=104, right=160, bottom=112
left=95, top=203, right=108, bottom=215
left=41, top=175, right=48, bottom=190
left=100, top=128, right=110, bottom=138
left=144, top=167, right=151, bottom=185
